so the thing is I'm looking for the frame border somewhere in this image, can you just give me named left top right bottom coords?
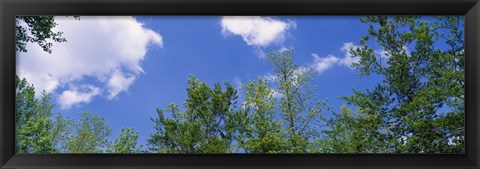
left=1, top=0, right=479, bottom=169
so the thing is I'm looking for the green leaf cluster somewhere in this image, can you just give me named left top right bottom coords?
left=147, top=75, right=238, bottom=153
left=16, top=16, right=79, bottom=53
left=16, top=75, right=57, bottom=153
left=108, top=127, right=142, bottom=153
left=237, top=78, right=285, bottom=153
left=338, top=16, right=464, bottom=153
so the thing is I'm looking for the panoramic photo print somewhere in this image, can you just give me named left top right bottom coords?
left=15, top=16, right=464, bottom=153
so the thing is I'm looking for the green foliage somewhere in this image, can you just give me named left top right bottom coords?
left=14, top=16, right=464, bottom=154
left=51, top=113, right=75, bottom=152
left=148, top=75, right=239, bottom=153
left=343, top=16, right=464, bottom=153
left=265, top=49, right=329, bottom=153
left=148, top=50, right=330, bottom=153
left=314, top=105, right=380, bottom=153
left=16, top=75, right=57, bottom=153
left=237, top=78, right=286, bottom=153
left=16, top=16, right=80, bottom=53
left=108, top=127, right=142, bottom=153
left=16, top=16, right=65, bottom=53
left=15, top=15, right=118, bottom=154
left=58, top=112, right=112, bottom=153
left=15, top=76, right=114, bottom=153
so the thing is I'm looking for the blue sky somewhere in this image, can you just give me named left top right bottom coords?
left=17, top=16, right=397, bottom=148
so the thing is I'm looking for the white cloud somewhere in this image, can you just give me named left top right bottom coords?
left=19, top=72, right=60, bottom=95
left=262, top=73, right=277, bottom=82
left=17, top=16, right=163, bottom=109
left=107, top=69, right=136, bottom=100
left=310, top=54, right=340, bottom=74
left=271, top=90, right=283, bottom=99
left=339, top=42, right=360, bottom=68
left=309, top=42, right=361, bottom=74
left=221, top=16, right=295, bottom=47
left=58, top=85, right=102, bottom=109
left=294, top=66, right=310, bottom=75
left=259, top=42, right=361, bottom=78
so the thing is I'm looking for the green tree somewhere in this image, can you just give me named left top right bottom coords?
left=314, top=105, right=380, bottom=153
left=237, top=78, right=286, bottom=153
left=148, top=103, right=200, bottom=153
left=15, top=75, right=57, bottom=153
left=51, top=113, right=75, bottom=153
left=148, top=75, right=239, bottom=153
left=15, top=16, right=81, bottom=153
left=108, top=127, right=142, bottom=153
left=265, top=49, right=329, bottom=153
left=16, top=16, right=79, bottom=53
left=60, top=112, right=112, bottom=153
left=343, top=16, right=464, bottom=153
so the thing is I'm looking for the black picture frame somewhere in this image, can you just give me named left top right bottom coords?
left=1, top=0, right=479, bottom=169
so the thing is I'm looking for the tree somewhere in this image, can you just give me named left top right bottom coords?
left=16, top=16, right=65, bottom=53
left=237, top=78, right=286, bottom=153
left=51, top=113, right=75, bottom=153
left=15, top=75, right=57, bottom=153
left=16, top=16, right=79, bottom=53
left=265, top=49, right=329, bottom=153
left=15, top=76, right=114, bottom=154
left=15, top=16, right=93, bottom=153
left=148, top=103, right=200, bottom=153
left=148, top=75, right=239, bottom=153
left=60, top=112, right=112, bottom=153
left=108, top=127, right=142, bottom=153
left=314, top=105, right=380, bottom=153
left=343, top=16, right=464, bottom=153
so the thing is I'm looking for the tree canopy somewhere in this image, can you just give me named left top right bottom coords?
left=147, top=75, right=239, bottom=153
left=16, top=75, right=57, bottom=153
left=108, top=127, right=142, bottom=153
left=15, top=16, right=464, bottom=154
left=16, top=16, right=76, bottom=53
left=341, top=16, right=464, bottom=153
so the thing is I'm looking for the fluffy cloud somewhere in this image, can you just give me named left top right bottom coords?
left=107, top=69, right=136, bottom=100
left=339, top=42, right=360, bottom=68
left=221, top=16, right=295, bottom=47
left=58, top=85, right=102, bottom=109
left=310, top=42, right=410, bottom=74
left=309, top=42, right=360, bottom=74
left=17, top=16, right=163, bottom=109
left=260, top=42, right=362, bottom=87
left=311, top=54, right=340, bottom=74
